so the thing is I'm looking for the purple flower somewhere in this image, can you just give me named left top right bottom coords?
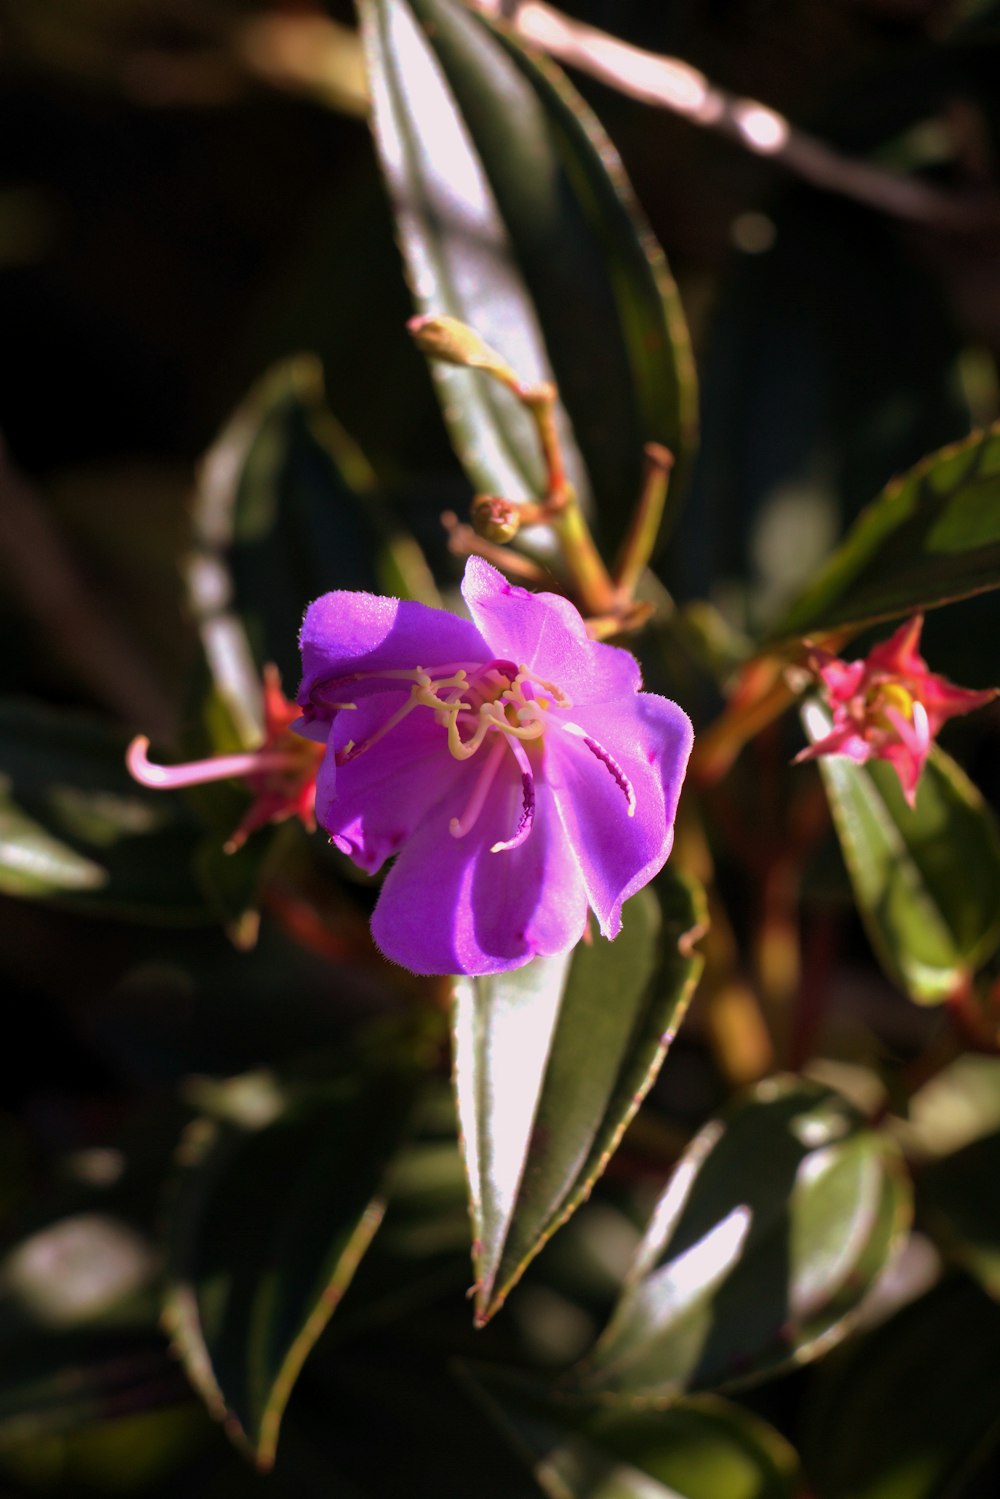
left=296, top=558, right=693, bottom=976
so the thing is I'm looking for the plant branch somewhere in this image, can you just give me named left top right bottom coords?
left=475, top=0, right=999, bottom=231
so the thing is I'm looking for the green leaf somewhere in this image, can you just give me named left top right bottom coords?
left=453, top=873, right=706, bottom=1327
left=577, top=1077, right=911, bottom=1401
left=360, top=0, right=695, bottom=549
left=163, top=1064, right=416, bottom=1469
left=192, top=356, right=388, bottom=693
left=921, top=1129, right=1000, bottom=1299
left=0, top=1333, right=186, bottom=1451
left=803, top=703, right=1000, bottom=1003
left=0, top=700, right=209, bottom=921
left=466, top=1367, right=802, bottom=1499
left=687, top=188, right=969, bottom=621
left=801, top=1277, right=1000, bottom=1499
left=769, top=423, right=1000, bottom=641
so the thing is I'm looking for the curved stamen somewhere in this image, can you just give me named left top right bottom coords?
left=884, top=699, right=930, bottom=757
left=559, top=721, right=636, bottom=816
left=516, top=666, right=573, bottom=710
left=449, top=737, right=507, bottom=839
left=127, top=736, right=297, bottom=790
left=491, top=736, right=535, bottom=853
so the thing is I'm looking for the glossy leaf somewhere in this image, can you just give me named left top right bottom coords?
left=802, top=703, right=1000, bottom=1004
left=192, top=356, right=386, bottom=692
left=0, top=700, right=208, bottom=921
left=466, top=1367, right=802, bottom=1499
left=802, top=1277, right=1000, bottom=1499
left=360, top=0, right=695, bottom=549
left=453, top=874, right=706, bottom=1327
left=769, top=423, right=1000, bottom=642
left=163, top=1065, right=415, bottom=1469
left=577, top=1077, right=910, bottom=1400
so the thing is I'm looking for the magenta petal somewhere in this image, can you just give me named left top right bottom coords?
left=298, top=589, right=488, bottom=710
left=371, top=774, right=588, bottom=976
left=461, top=557, right=642, bottom=704
left=549, top=694, right=692, bottom=939
left=316, top=699, right=457, bottom=875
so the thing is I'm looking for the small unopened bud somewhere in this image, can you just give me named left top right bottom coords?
left=470, top=495, right=521, bottom=544
left=408, top=315, right=519, bottom=389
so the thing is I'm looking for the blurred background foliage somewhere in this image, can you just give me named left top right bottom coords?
left=4, top=0, right=1000, bottom=1495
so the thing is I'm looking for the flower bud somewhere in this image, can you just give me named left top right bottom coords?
left=407, top=315, right=518, bottom=388
left=470, top=495, right=522, bottom=543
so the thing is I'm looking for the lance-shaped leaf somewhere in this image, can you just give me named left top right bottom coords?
left=465, top=1366, right=802, bottom=1499
left=0, top=700, right=208, bottom=921
left=360, top=0, right=695, bottom=549
left=802, top=702, right=1000, bottom=1004
left=453, top=874, right=706, bottom=1328
left=769, top=423, right=1000, bottom=642
left=192, top=356, right=408, bottom=694
left=576, top=1077, right=910, bottom=1400
left=163, top=1065, right=415, bottom=1469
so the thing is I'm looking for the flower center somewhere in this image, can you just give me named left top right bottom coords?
left=333, top=660, right=571, bottom=770
left=327, top=657, right=634, bottom=851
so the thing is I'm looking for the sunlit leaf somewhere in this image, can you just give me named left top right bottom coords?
left=360, top=0, right=695, bottom=549
left=769, top=423, right=1000, bottom=641
left=163, top=1064, right=416, bottom=1468
left=576, top=1077, right=910, bottom=1400
left=466, top=1366, right=802, bottom=1499
left=802, top=703, right=1000, bottom=1004
left=454, top=873, right=706, bottom=1327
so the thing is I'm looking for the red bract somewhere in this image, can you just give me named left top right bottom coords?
left=127, top=665, right=323, bottom=851
left=795, top=615, right=996, bottom=806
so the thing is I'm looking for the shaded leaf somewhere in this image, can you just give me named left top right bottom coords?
left=466, top=1366, right=802, bottom=1499
left=453, top=874, right=706, bottom=1327
left=164, top=1064, right=416, bottom=1469
left=802, top=703, right=1000, bottom=1003
left=921, top=1129, right=1000, bottom=1299
left=192, top=356, right=386, bottom=692
left=577, top=1077, right=910, bottom=1400
left=360, top=0, right=695, bottom=549
left=769, top=423, right=1000, bottom=642
left=801, top=1277, right=1000, bottom=1499
left=683, top=188, right=968, bottom=616
left=0, top=1332, right=187, bottom=1451
left=0, top=700, right=209, bottom=921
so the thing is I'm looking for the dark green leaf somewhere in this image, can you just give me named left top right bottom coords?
left=466, top=1366, right=802, bottom=1499
left=0, top=1333, right=187, bottom=1451
left=192, top=356, right=388, bottom=692
left=802, top=1277, right=1000, bottom=1499
left=163, top=1064, right=416, bottom=1469
left=0, top=700, right=209, bottom=921
left=683, top=188, right=969, bottom=618
left=453, top=873, right=706, bottom=1327
left=769, top=424, right=1000, bottom=642
left=921, top=1129, right=1000, bottom=1299
left=803, top=704, right=1000, bottom=1003
left=576, top=1077, right=910, bottom=1400
left=360, top=0, right=695, bottom=549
